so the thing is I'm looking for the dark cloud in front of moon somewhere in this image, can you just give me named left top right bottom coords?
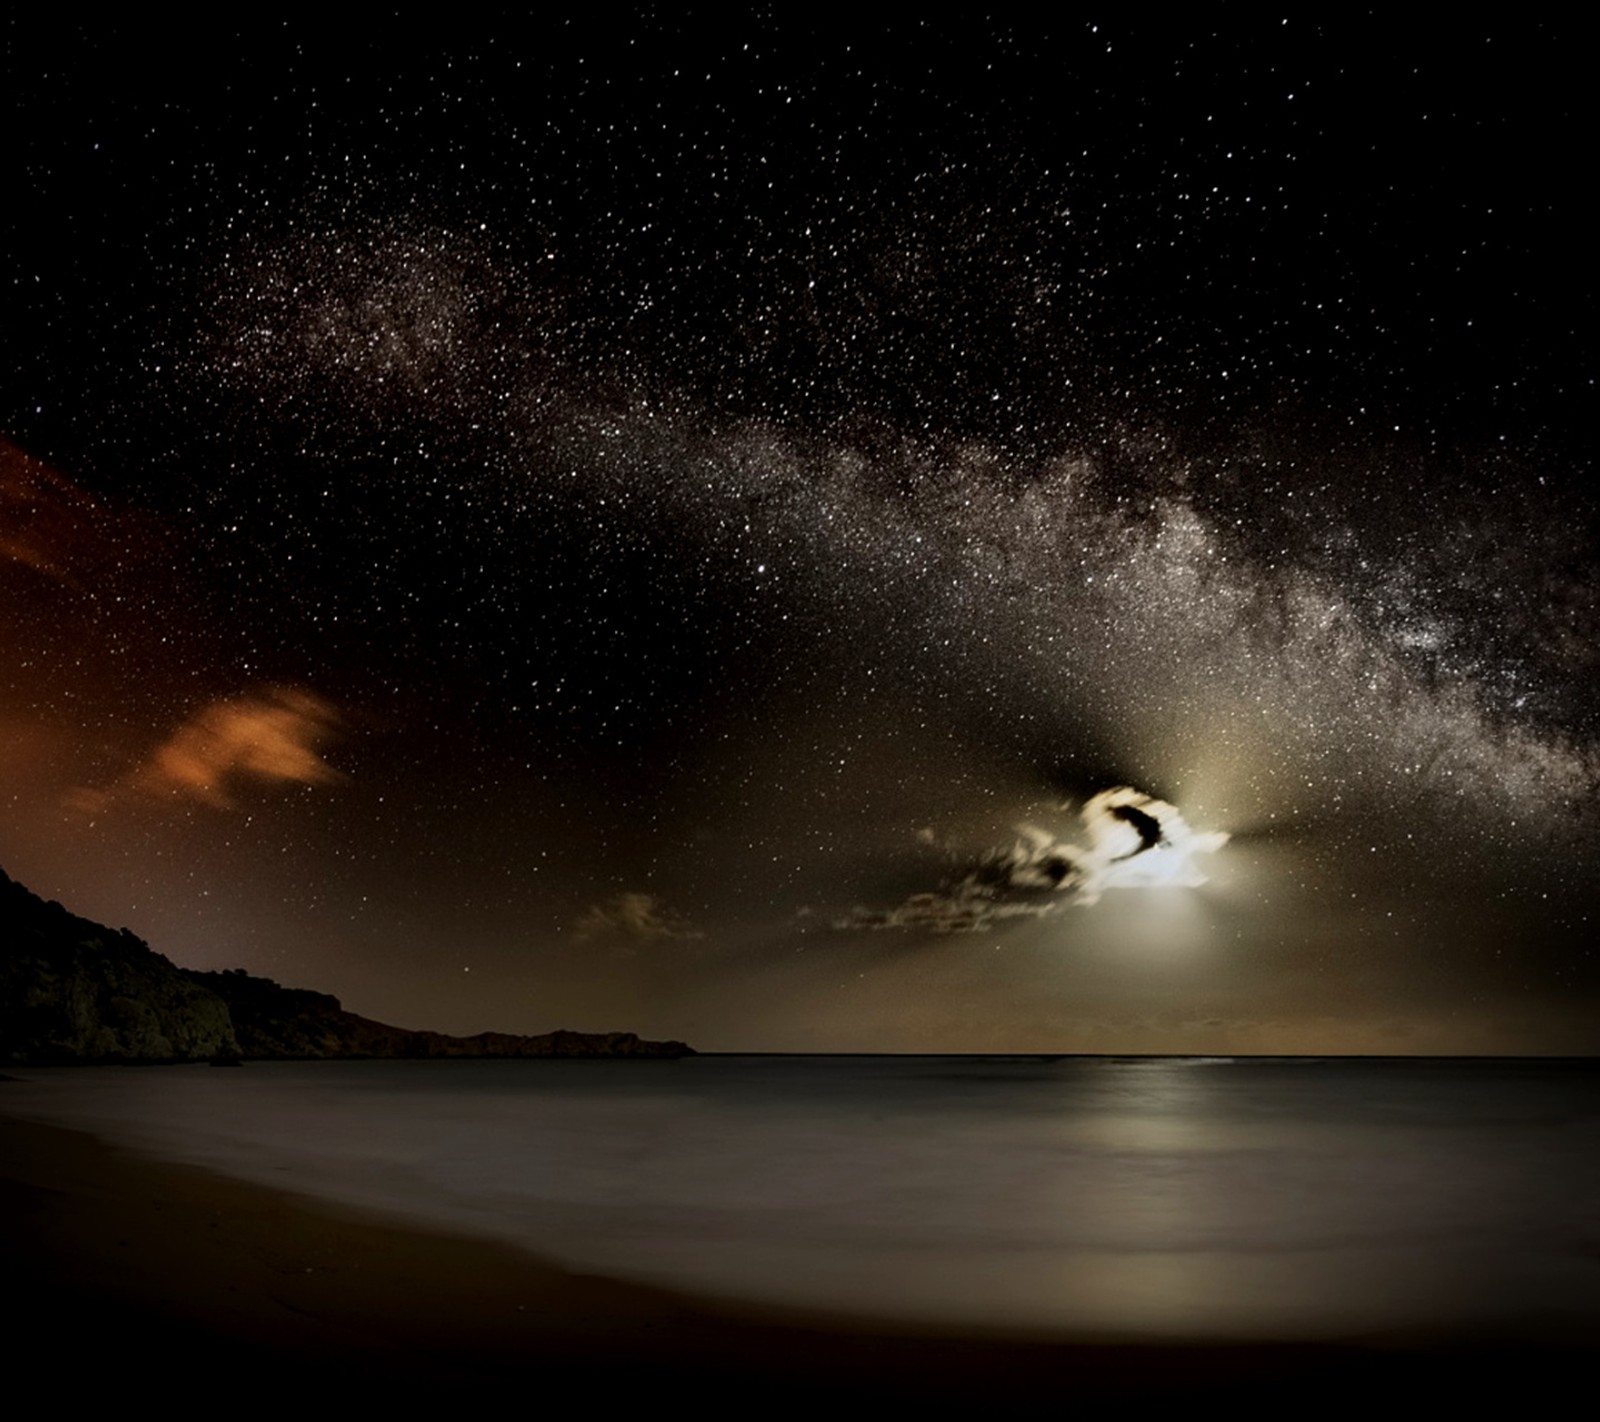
left=836, top=788, right=1229, bottom=935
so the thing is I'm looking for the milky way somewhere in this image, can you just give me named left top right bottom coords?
left=2, top=17, right=1595, bottom=1051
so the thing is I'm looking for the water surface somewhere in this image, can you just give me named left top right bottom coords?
left=6, top=1055, right=1597, bottom=1340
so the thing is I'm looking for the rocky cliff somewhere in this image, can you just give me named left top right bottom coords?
left=1, top=867, right=693, bottom=1063
left=188, top=967, right=693, bottom=1059
left=0, top=867, right=239, bottom=1062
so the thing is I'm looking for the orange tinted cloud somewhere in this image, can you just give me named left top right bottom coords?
left=0, top=436, right=110, bottom=582
left=74, top=686, right=344, bottom=812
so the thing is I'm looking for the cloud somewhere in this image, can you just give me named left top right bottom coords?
left=1079, top=787, right=1232, bottom=900
left=836, top=787, right=1228, bottom=933
left=0, top=437, right=118, bottom=583
left=72, top=686, right=343, bottom=812
left=575, top=892, right=703, bottom=945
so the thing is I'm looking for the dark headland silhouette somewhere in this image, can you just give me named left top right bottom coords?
left=0, top=866, right=693, bottom=1063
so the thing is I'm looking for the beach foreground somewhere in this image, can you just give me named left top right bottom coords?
left=3, top=1111, right=1589, bottom=1406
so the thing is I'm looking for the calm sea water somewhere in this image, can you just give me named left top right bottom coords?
left=6, top=1055, right=1599, bottom=1341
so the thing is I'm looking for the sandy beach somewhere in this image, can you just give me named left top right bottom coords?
left=3, top=1106, right=1588, bottom=1406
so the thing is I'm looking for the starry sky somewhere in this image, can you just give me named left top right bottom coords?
left=2, top=15, right=1595, bottom=1053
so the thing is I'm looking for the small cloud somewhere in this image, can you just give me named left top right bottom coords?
left=836, top=787, right=1228, bottom=934
left=575, top=892, right=703, bottom=944
left=0, top=437, right=124, bottom=584
left=71, top=686, right=343, bottom=812
left=1079, top=786, right=1231, bottom=900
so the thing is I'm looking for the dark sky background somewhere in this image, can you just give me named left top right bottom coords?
left=3, top=15, right=1595, bottom=1052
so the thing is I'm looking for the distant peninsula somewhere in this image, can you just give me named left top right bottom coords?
left=0, top=866, right=693, bottom=1064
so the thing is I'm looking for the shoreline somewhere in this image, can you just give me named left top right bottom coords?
left=2, top=1110, right=1589, bottom=1402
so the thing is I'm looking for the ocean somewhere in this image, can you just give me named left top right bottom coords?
left=5, top=1054, right=1597, bottom=1342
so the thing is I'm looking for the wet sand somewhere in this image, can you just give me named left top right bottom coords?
left=1, top=1110, right=1585, bottom=1404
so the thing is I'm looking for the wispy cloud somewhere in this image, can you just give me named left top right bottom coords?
left=575, top=891, right=703, bottom=944
left=0, top=437, right=113, bottom=583
left=836, top=787, right=1229, bottom=934
left=71, top=686, right=343, bottom=812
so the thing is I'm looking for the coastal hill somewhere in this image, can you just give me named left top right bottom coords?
left=1, top=867, right=692, bottom=1063
left=1, top=867, right=237, bottom=1062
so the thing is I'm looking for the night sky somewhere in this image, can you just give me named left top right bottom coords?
left=3, top=16, right=1595, bottom=1052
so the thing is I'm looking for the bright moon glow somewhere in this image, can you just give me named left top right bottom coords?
left=1082, top=788, right=1232, bottom=898
left=838, top=787, right=1230, bottom=933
